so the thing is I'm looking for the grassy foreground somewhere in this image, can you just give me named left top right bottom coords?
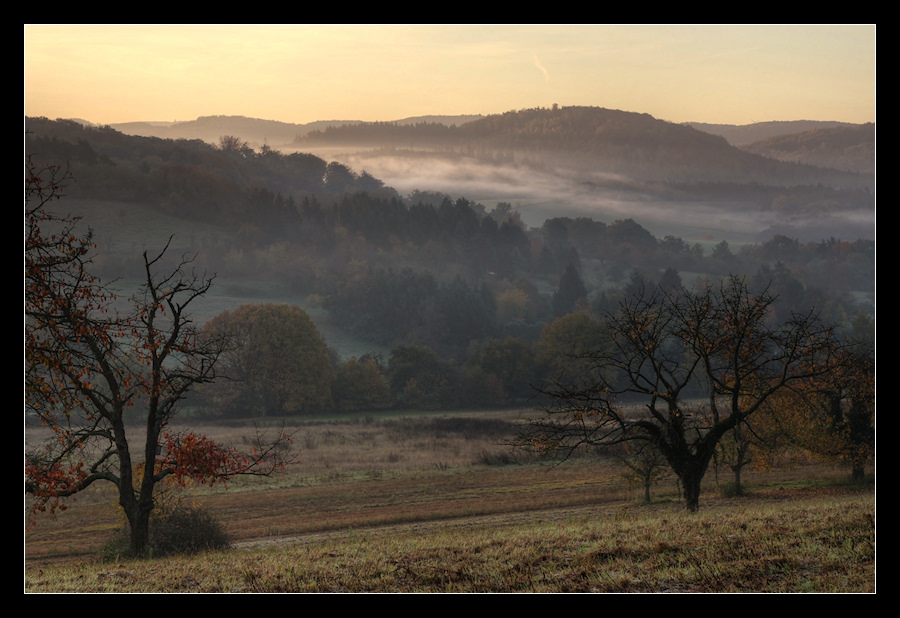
left=24, top=413, right=876, bottom=593
left=24, top=486, right=874, bottom=593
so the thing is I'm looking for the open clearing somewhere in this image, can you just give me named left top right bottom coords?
left=24, top=411, right=876, bottom=592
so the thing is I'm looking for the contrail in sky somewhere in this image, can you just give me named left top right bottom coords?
left=532, top=53, right=550, bottom=81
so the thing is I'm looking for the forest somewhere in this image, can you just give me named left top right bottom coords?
left=297, top=106, right=874, bottom=188
left=24, top=108, right=876, bottom=583
left=24, top=113, right=875, bottom=417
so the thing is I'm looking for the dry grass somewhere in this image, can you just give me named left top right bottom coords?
left=24, top=410, right=876, bottom=593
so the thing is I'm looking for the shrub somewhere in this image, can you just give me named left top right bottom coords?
left=718, top=481, right=748, bottom=498
left=101, top=506, right=230, bottom=559
left=476, top=448, right=523, bottom=466
left=150, top=506, right=230, bottom=556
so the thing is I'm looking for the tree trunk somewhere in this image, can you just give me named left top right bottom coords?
left=731, top=464, right=744, bottom=496
left=128, top=508, right=152, bottom=556
left=851, top=461, right=866, bottom=482
left=665, top=440, right=715, bottom=512
left=121, top=474, right=156, bottom=557
left=681, top=472, right=701, bottom=512
left=114, top=426, right=153, bottom=556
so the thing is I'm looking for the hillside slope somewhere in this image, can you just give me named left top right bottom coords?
left=27, top=106, right=876, bottom=243
left=298, top=106, right=872, bottom=189
left=686, top=120, right=857, bottom=146
left=740, top=123, right=875, bottom=175
left=106, top=114, right=483, bottom=150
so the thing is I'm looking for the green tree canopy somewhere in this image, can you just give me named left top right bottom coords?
left=467, top=336, right=541, bottom=404
left=200, top=303, right=335, bottom=416
left=387, top=344, right=454, bottom=409
left=536, top=311, right=610, bottom=389
left=334, top=356, right=392, bottom=412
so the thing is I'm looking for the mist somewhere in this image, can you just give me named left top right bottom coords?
left=295, top=145, right=875, bottom=244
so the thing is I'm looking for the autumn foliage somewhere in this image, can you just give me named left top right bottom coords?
left=517, top=276, right=843, bottom=512
left=754, top=328, right=875, bottom=478
left=25, top=154, right=295, bottom=554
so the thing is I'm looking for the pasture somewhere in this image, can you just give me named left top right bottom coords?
left=24, top=410, right=875, bottom=593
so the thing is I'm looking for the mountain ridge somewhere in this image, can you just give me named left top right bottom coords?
left=27, top=105, right=874, bottom=242
left=68, top=107, right=873, bottom=186
left=686, top=120, right=861, bottom=146
left=291, top=106, right=872, bottom=191
left=739, top=123, right=875, bottom=175
left=99, top=114, right=483, bottom=149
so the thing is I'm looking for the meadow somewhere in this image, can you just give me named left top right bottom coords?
left=24, top=410, right=875, bottom=593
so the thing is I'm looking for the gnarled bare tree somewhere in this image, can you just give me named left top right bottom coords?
left=517, top=276, right=840, bottom=511
left=26, top=155, right=295, bottom=556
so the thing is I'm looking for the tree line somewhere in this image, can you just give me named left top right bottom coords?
left=24, top=117, right=874, bottom=314
left=26, top=142, right=874, bottom=538
left=298, top=105, right=874, bottom=189
left=189, top=301, right=616, bottom=415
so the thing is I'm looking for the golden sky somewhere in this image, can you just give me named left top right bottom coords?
left=24, top=24, right=876, bottom=126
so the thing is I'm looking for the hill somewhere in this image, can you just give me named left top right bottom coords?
left=286, top=106, right=874, bottom=239
left=101, top=107, right=873, bottom=194
left=24, top=110, right=876, bottom=253
left=105, top=114, right=483, bottom=151
left=24, top=113, right=875, bottom=420
left=297, top=106, right=872, bottom=189
left=739, top=123, right=875, bottom=175
left=686, top=120, right=858, bottom=146
left=106, top=115, right=324, bottom=149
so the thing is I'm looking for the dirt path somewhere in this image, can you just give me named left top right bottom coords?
left=229, top=500, right=633, bottom=551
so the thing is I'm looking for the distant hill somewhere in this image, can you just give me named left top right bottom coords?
left=297, top=106, right=872, bottom=190
left=105, top=114, right=482, bottom=151
left=28, top=106, right=875, bottom=243
left=449, top=107, right=796, bottom=184
left=686, top=120, right=858, bottom=146
left=106, top=116, right=354, bottom=150
left=94, top=108, right=875, bottom=190
left=385, top=114, right=482, bottom=127
left=739, top=123, right=875, bottom=175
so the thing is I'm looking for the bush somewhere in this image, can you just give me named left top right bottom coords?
left=718, top=481, right=748, bottom=498
left=475, top=449, right=520, bottom=466
left=150, top=506, right=231, bottom=556
left=101, top=506, right=230, bottom=559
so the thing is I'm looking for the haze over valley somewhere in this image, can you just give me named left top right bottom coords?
left=24, top=27, right=877, bottom=591
left=101, top=108, right=875, bottom=243
left=25, top=105, right=875, bottom=365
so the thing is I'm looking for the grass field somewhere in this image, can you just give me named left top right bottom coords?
left=24, top=410, right=876, bottom=593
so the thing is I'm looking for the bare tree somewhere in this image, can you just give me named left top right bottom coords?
left=516, top=276, right=839, bottom=512
left=26, top=156, right=295, bottom=556
left=613, top=441, right=671, bottom=503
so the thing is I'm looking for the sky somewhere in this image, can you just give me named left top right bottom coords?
left=24, top=24, right=876, bottom=127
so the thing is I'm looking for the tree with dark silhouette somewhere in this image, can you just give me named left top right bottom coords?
left=552, top=262, right=588, bottom=317
left=516, top=276, right=839, bottom=512
left=25, top=155, right=294, bottom=556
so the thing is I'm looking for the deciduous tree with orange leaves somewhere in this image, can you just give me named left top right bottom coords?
left=25, top=155, right=295, bottom=556
left=757, top=311, right=874, bottom=481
